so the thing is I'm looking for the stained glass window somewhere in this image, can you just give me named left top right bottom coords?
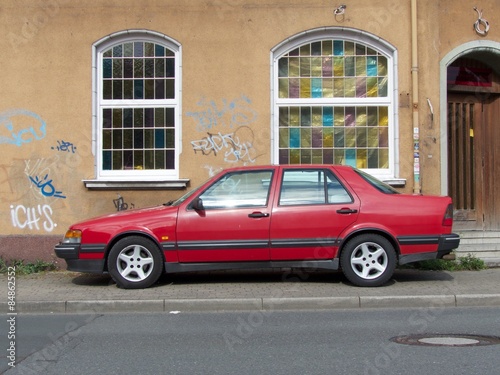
left=98, top=36, right=179, bottom=178
left=275, top=37, right=393, bottom=172
left=278, top=40, right=388, bottom=99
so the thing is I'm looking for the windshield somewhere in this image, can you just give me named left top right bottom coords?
left=167, top=176, right=214, bottom=206
left=354, top=169, right=400, bottom=194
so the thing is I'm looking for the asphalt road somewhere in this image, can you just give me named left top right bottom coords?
left=2, top=307, right=500, bottom=374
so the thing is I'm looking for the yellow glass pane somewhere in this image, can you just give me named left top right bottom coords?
left=300, top=57, right=311, bottom=77
left=367, top=77, right=378, bottom=97
left=334, top=107, right=344, bottom=126
left=345, top=128, right=356, bottom=147
left=379, top=106, right=389, bottom=126
left=323, top=78, right=333, bottom=98
left=345, top=42, right=355, bottom=55
left=323, top=128, right=334, bottom=147
left=312, top=107, right=322, bottom=126
left=301, top=128, right=312, bottom=147
left=368, top=128, right=379, bottom=147
left=356, top=56, right=366, bottom=76
left=290, top=149, right=300, bottom=164
left=300, top=44, right=310, bottom=56
left=289, top=57, right=300, bottom=77
left=345, top=78, right=356, bottom=97
left=311, top=57, right=322, bottom=77
left=322, top=40, right=333, bottom=56
left=357, top=149, right=367, bottom=168
left=334, top=78, right=344, bottom=97
left=312, top=149, right=323, bottom=164
left=379, top=149, right=389, bottom=168
left=334, top=149, right=345, bottom=164
left=300, top=78, right=311, bottom=98
left=279, top=128, right=289, bottom=148
left=279, top=79, right=289, bottom=98
left=333, top=57, right=344, bottom=76
left=356, top=107, right=367, bottom=126
left=378, top=56, right=388, bottom=76
left=290, top=107, right=300, bottom=126
left=356, top=128, right=367, bottom=147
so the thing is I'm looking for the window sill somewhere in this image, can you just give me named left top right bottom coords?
left=382, top=178, right=406, bottom=187
left=83, top=179, right=190, bottom=190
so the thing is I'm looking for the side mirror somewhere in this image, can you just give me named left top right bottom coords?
left=191, top=197, right=204, bottom=211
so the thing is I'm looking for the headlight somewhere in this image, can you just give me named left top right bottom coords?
left=62, top=229, right=82, bottom=244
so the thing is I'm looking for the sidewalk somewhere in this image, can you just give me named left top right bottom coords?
left=2, top=268, right=500, bottom=313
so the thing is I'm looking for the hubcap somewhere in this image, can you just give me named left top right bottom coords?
left=350, top=242, right=388, bottom=280
left=116, top=245, right=154, bottom=282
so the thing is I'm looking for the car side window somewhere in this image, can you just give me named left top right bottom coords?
left=198, top=170, right=273, bottom=209
left=279, top=169, right=352, bottom=206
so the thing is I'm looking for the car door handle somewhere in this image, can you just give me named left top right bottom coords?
left=336, top=208, right=358, bottom=214
left=248, top=212, right=270, bottom=218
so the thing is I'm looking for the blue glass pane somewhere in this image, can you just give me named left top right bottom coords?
left=155, top=44, right=164, bottom=57
left=103, top=151, right=111, bottom=170
left=334, top=41, right=344, bottom=56
left=346, top=149, right=356, bottom=167
left=134, top=42, right=143, bottom=57
left=323, top=107, right=333, bottom=127
left=290, top=128, right=300, bottom=148
left=113, top=45, right=122, bottom=57
left=312, top=78, right=322, bottom=98
left=367, top=56, right=378, bottom=76
left=155, top=129, right=165, bottom=148
left=103, top=59, right=112, bottom=78
left=134, top=80, right=144, bottom=99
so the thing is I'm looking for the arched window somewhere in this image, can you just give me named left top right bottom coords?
left=272, top=28, right=398, bottom=180
left=92, top=30, right=181, bottom=181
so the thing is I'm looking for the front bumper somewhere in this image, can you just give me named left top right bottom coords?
left=54, top=243, right=106, bottom=274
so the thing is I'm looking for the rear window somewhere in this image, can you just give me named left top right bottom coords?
left=354, top=169, right=400, bottom=194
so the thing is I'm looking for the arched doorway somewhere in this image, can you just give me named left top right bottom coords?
left=443, top=47, right=500, bottom=231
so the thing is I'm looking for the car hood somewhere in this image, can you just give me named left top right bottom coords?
left=70, top=204, right=178, bottom=229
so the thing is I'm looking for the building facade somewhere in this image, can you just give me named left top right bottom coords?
left=1, top=0, right=499, bottom=264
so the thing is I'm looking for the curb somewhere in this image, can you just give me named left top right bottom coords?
left=4, top=294, right=500, bottom=314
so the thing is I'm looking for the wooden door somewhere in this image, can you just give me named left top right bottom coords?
left=448, top=93, right=500, bottom=230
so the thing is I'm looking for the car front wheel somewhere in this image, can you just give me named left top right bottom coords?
left=107, top=236, right=163, bottom=289
left=340, top=234, right=396, bottom=287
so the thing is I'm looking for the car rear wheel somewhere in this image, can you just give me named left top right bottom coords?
left=340, top=234, right=396, bottom=287
left=107, top=236, right=163, bottom=289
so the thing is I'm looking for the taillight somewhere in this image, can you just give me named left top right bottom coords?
left=443, top=204, right=453, bottom=226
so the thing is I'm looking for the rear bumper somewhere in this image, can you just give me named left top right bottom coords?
left=398, top=233, right=460, bottom=265
left=54, top=243, right=106, bottom=274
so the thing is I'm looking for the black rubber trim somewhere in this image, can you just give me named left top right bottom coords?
left=164, top=259, right=339, bottom=273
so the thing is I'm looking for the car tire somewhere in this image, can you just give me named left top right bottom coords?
left=340, top=234, right=396, bottom=287
left=107, top=236, right=164, bottom=289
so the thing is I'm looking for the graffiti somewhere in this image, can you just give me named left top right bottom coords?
left=10, top=204, right=56, bottom=232
left=191, top=127, right=258, bottom=164
left=186, top=95, right=258, bottom=132
left=0, top=109, right=47, bottom=147
left=51, top=140, right=77, bottom=153
left=113, top=194, right=134, bottom=211
left=29, top=174, right=66, bottom=199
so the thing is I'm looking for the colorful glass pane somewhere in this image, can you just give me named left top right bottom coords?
left=276, top=38, right=391, bottom=170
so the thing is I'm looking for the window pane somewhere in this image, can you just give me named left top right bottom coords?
left=278, top=106, right=390, bottom=168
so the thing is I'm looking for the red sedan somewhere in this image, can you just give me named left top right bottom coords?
left=55, top=165, right=459, bottom=288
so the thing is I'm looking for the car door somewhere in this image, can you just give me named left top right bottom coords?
left=270, top=167, right=359, bottom=261
left=176, top=169, right=275, bottom=262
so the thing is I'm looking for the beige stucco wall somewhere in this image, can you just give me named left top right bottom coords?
left=0, top=0, right=498, bottom=260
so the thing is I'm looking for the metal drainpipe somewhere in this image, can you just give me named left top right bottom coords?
left=411, top=0, right=421, bottom=194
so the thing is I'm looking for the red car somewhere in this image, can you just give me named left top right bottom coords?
left=55, top=165, right=459, bottom=288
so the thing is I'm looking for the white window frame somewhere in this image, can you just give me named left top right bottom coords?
left=270, top=27, right=400, bottom=181
left=91, top=30, right=182, bottom=181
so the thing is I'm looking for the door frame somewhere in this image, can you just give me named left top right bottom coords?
left=440, top=41, right=500, bottom=196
